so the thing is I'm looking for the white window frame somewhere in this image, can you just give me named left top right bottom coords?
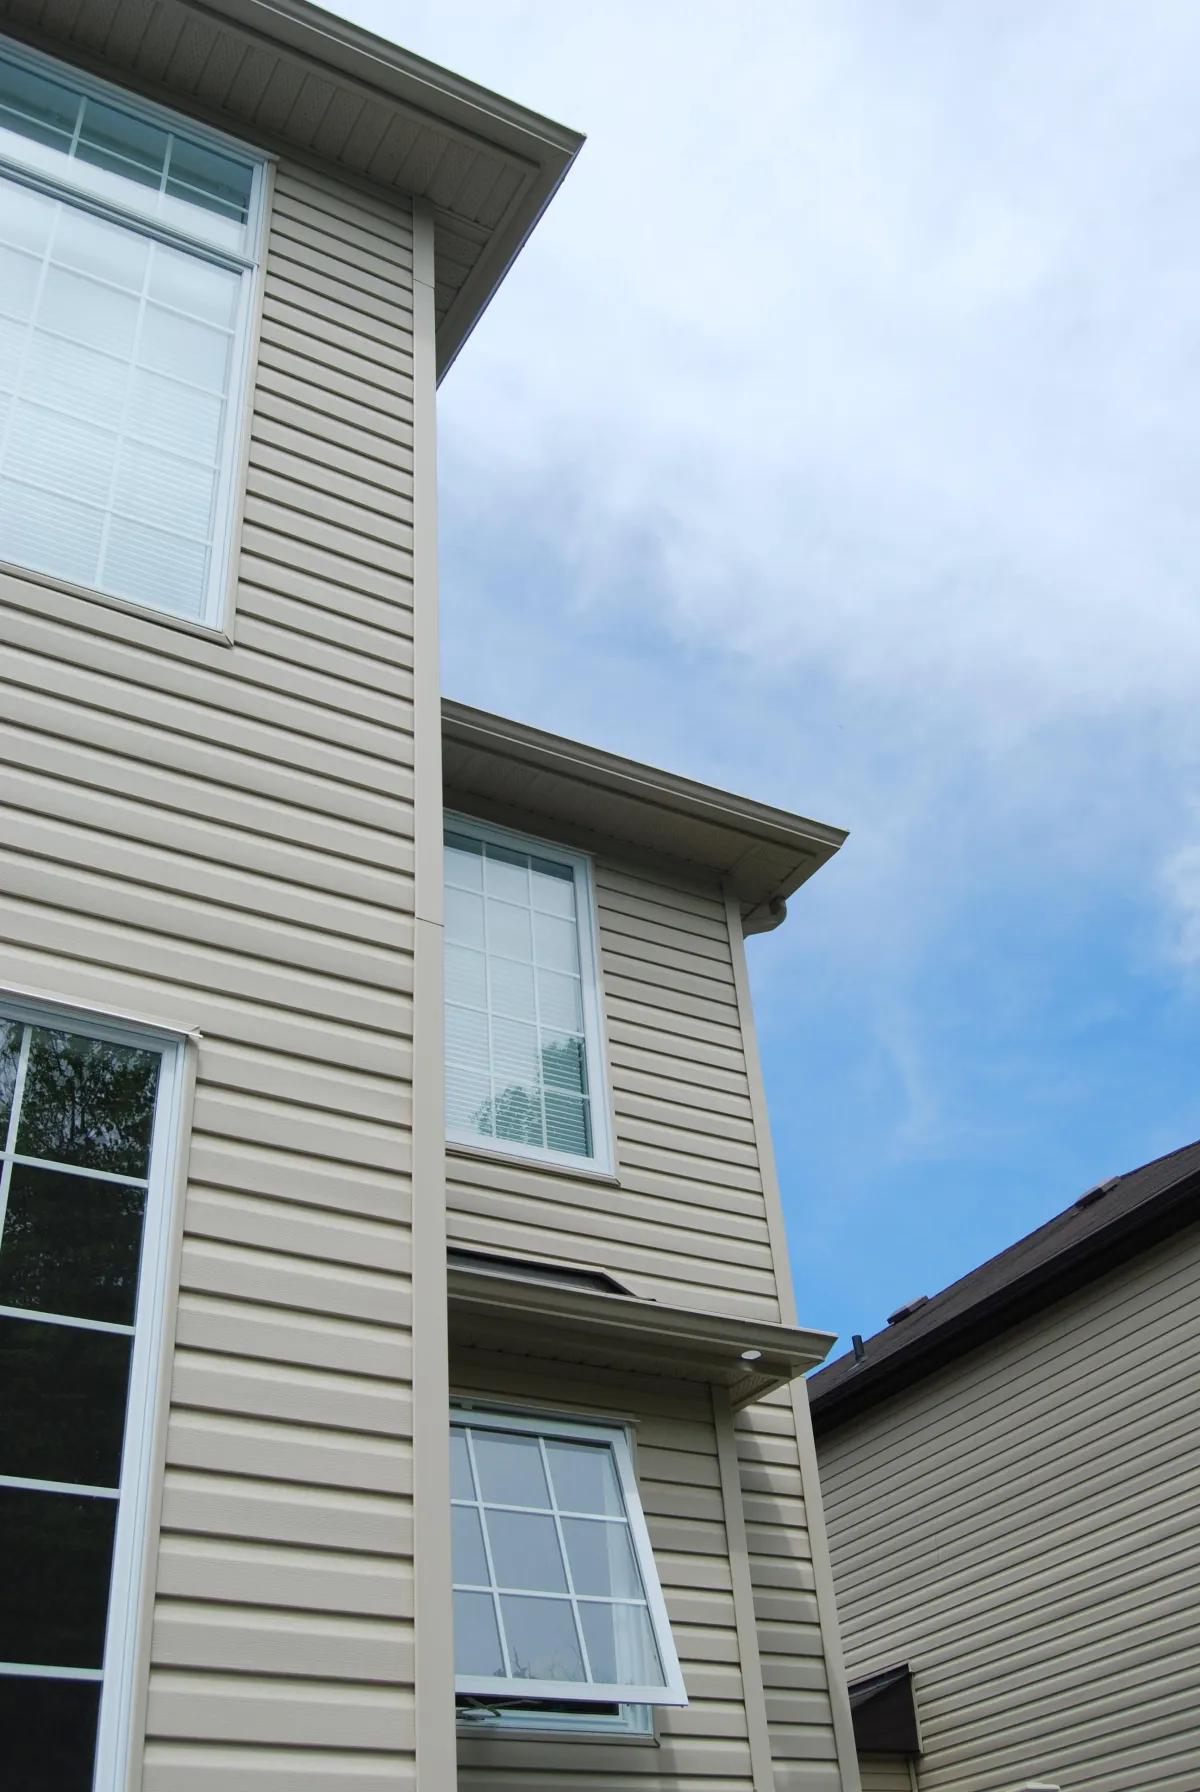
left=450, top=1405, right=687, bottom=1708
left=0, top=992, right=187, bottom=1790
left=444, top=814, right=614, bottom=1175
left=0, top=34, right=268, bottom=631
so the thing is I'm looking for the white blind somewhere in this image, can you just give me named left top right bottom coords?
left=445, top=829, right=596, bottom=1160
left=0, top=178, right=239, bottom=618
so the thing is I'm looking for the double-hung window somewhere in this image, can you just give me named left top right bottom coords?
left=451, top=1410, right=686, bottom=1711
left=444, top=818, right=612, bottom=1171
left=0, top=39, right=264, bottom=625
left=0, top=1004, right=182, bottom=1791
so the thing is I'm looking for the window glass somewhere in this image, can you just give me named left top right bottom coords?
left=444, top=824, right=604, bottom=1165
left=0, top=1013, right=165, bottom=1791
left=451, top=1416, right=682, bottom=1704
left=0, top=45, right=259, bottom=623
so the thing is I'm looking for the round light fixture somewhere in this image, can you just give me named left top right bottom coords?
left=740, top=1348, right=762, bottom=1362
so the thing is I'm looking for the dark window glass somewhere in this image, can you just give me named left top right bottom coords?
left=0, top=1674, right=101, bottom=1792
left=0, top=1315, right=131, bottom=1486
left=16, top=1029, right=158, bottom=1176
left=0, top=1486, right=116, bottom=1667
left=76, top=99, right=167, bottom=187
left=165, top=138, right=252, bottom=221
left=0, top=59, right=78, bottom=147
left=0, top=1165, right=146, bottom=1325
left=0, top=1018, right=21, bottom=1142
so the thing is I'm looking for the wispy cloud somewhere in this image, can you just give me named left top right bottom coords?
left=334, top=0, right=1200, bottom=1333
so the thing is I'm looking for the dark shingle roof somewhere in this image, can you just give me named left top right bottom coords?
left=808, top=1138, right=1200, bottom=1434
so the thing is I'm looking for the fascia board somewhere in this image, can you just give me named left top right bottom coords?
left=442, top=700, right=848, bottom=906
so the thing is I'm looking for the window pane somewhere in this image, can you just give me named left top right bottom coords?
left=452, top=1504, right=490, bottom=1587
left=126, top=365, right=224, bottom=462
left=578, top=1601, right=664, bottom=1688
left=140, top=302, right=232, bottom=392
left=165, top=137, right=253, bottom=224
left=445, top=1006, right=489, bottom=1074
left=0, top=59, right=78, bottom=145
left=17, top=1028, right=159, bottom=1176
left=488, top=900, right=532, bottom=962
left=544, top=1092, right=590, bottom=1157
left=0, top=1314, right=131, bottom=1486
left=488, top=956, right=535, bottom=1022
left=485, top=1510, right=568, bottom=1594
left=483, top=844, right=528, bottom=904
left=0, top=480, right=104, bottom=585
left=454, top=1590, right=505, bottom=1678
left=471, top=1429, right=551, bottom=1509
left=76, top=99, right=167, bottom=188
left=104, top=516, right=209, bottom=616
left=450, top=1429, right=476, bottom=1499
left=444, top=832, right=483, bottom=889
left=562, top=1518, right=643, bottom=1599
left=534, top=912, right=579, bottom=974
left=492, top=1083, right=544, bottom=1148
left=0, top=1676, right=101, bottom=1792
left=537, top=968, right=583, bottom=1034
left=445, top=887, right=485, bottom=950
left=445, top=944, right=486, bottom=1010
left=6, top=402, right=119, bottom=506
left=0, top=1485, right=117, bottom=1667
left=40, top=263, right=140, bottom=357
left=446, top=1063, right=492, bottom=1136
left=545, top=1440, right=625, bottom=1517
left=0, top=243, right=41, bottom=321
left=0, top=1017, right=21, bottom=1142
left=24, top=330, right=129, bottom=426
left=0, top=1165, right=146, bottom=1326
left=0, top=178, right=55, bottom=254
left=530, top=856, right=576, bottom=915
left=540, top=1035, right=587, bottom=1094
left=148, top=243, right=239, bottom=327
left=499, top=1594, right=584, bottom=1684
left=492, top=1019, right=538, bottom=1087
left=54, top=204, right=149, bottom=292
left=112, top=441, right=216, bottom=537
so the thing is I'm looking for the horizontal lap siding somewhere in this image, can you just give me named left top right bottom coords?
left=817, top=1224, right=1200, bottom=1792
left=736, top=1391, right=842, bottom=1792
left=451, top=1359, right=757, bottom=1789
left=0, top=161, right=417, bottom=1788
left=446, top=861, right=780, bottom=1321
left=859, top=1764, right=912, bottom=1792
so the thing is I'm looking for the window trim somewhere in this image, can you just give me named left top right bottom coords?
left=0, top=34, right=269, bottom=633
left=450, top=1404, right=688, bottom=1708
left=0, top=991, right=188, bottom=1789
left=444, top=813, right=614, bottom=1176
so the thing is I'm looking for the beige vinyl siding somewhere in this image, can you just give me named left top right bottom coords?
left=445, top=858, right=780, bottom=1321
left=451, top=1356, right=761, bottom=1789
left=737, top=1390, right=842, bottom=1792
left=817, top=1222, right=1200, bottom=1792
left=0, top=160, right=418, bottom=1789
left=858, top=1763, right=913, bottom=1792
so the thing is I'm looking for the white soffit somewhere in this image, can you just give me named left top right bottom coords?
left=0, top=0, right=584, bottom=375
left=442, top=700, right=849, bottom=925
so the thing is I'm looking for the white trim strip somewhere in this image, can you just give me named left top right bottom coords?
left=0, top=1474, right=119, bottom=1499
left=0, top=1305, right=135, bottom=1337
left=0, top=1662, right=105, bottom=1681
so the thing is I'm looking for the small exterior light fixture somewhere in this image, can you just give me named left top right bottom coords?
left=740, top=1348, right=762, bottom=1361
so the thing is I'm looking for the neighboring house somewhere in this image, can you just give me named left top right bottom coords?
left=808, top=1140, right=1200, bottom=1792
left=0, top=4, right=864, bottom=1788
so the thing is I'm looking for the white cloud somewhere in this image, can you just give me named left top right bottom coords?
left=332, top=0, right=1200, bottom=983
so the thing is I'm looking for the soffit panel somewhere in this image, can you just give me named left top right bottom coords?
left=0, top=0, right=580, bottom=371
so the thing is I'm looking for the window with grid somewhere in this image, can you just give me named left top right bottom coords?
left=451, top=1411, right=687, bottom=1708
left=0, top=41, right=263, bottom=625
left=444, top=819, right=611, bottom=1169
left=0, top=1008, right=179, bottom=1790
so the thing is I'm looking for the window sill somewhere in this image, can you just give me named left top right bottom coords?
left=446, top=1138, right=621, bottom=1186
left=0, top=557, right=234, bottom=646
left=456, top=1723, right=659, bottom=1747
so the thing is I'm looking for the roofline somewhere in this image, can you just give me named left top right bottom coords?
left=808, top=1160, right=1200, bottom=1434
left=443, top=697, right=848, bottom=867
left=176, top=0, right=585, bottom=374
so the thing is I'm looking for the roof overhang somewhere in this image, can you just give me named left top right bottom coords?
left=2, top=0, right=583, bottom=377
left=443, top=700, right=847, bottom=933
left=447, top=1259, right=835, bottom=1409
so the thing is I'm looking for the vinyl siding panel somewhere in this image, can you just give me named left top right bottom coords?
left=817, top=1222, right=1200, bottom=1792
left=0, top=156, right=417, bottom=1788
left=445, top=860, right=779, bottom=1320
left=450, top=1359, right=758, bottom=1790
left=858, top=1763, right=912, bottom=1792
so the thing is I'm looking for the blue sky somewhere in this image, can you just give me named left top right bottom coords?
left=337, top=0, right=1200, bottom=1345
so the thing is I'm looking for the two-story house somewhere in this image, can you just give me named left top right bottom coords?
left=0, top=3, right=862, bottom=1787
